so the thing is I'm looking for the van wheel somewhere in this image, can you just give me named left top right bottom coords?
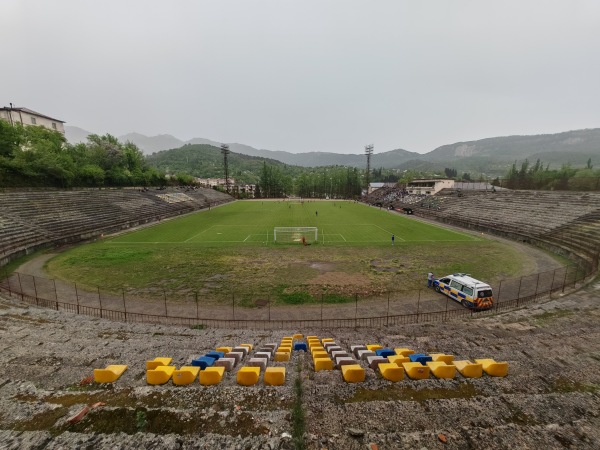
left=435, top=286, right=441, bottom=293
left=461, top=300, right=469, bottom=308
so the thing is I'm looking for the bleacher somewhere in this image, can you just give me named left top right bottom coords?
left=0, top=187, right=233, bottom=264
left=394, top=189, right=600, bottom=267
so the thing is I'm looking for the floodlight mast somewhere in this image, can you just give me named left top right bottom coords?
left=365, top=144, right=374, bottom=191
left=221, top=144, right=230, bottom=194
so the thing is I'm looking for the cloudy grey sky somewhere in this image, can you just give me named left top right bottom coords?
left=2, top=0, right=599, bottom=154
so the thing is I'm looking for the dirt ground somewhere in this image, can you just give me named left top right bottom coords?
left=0, top=273, right=599, bottom=449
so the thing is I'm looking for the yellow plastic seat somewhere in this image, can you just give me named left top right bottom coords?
left=237, top=366, right=261, bottom=386
left=173, top=366, right=200, bottom=385
left=93, top=365, right=128, bottom=383
left=147, top=365, right=175, bottom=385
left=430, top=353, right=455, bottom=364
left=314, top=357, right=334, bottom=371
left=341, top=364, right=365, bottom=383
left=321, top=338, right=334, bottom=344
left=216, top=346, right=233, bottom=354
left=454, top=360, right=483, bottom=378
left=426, top=361, right=456, bottom=379
left=275, top=352, right=290, bottom=362
left=366, top=344, right=383, bottom=352
left=402, top=362, right=430, bottom=380
left=146, top=357, right=172, bottom=370
left=239, top=344, right=253, bottom=352
left=293, top=333, right=304, bottom=340
left=282, top=336, right=293, bottom=341
left=475, top=359, right=509, bottom=377
left=306, top=335, right=318, bottom=340
left=388, top=355, right=410, bottom=366
left=394, top=348, right=414, bottom=356
left=200, top=366, right=225, bottom=385
left=277, top=346, right=292, bottom=353
left=378, top=362, right=404, bottom=382
left=312, top=350, right=329, bottom=360
left=264, top=367, right=286, bottom=386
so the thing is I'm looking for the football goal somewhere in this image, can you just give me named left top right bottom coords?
left=273, top=227, right=318, bottom=243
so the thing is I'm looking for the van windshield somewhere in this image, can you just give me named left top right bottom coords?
left=478, top=289, right=493, bottom=298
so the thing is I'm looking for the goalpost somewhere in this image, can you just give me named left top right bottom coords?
left=273, top=227, right=318, bottom=243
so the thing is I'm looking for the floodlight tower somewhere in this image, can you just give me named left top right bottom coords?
left=365, top=144, right=374, bottom=191
left=221, top=143, right=231, bottom=194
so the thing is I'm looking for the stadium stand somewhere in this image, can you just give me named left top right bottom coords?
left=385, top=189, right=600, bottom=270
left=0, top=187, right=233, bottom=266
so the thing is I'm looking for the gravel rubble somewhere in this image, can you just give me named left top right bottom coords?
left=1, top=279, right=599, bottom=449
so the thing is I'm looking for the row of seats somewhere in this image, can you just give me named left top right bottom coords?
left=92, top=335, right=509, bottom=386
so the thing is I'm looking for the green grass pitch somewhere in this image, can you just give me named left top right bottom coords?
left=107, top=200, right=479, bottom=247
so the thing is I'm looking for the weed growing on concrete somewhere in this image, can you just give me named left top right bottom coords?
left=291, top=360, right=305, bottom=450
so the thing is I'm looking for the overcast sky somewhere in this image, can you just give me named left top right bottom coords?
left=2, top=1, right=599, bottom=154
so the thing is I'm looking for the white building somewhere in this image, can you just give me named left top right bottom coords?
left=0, top=105, right=66, bottom=134
left=406, top=179, right=454, bottom=195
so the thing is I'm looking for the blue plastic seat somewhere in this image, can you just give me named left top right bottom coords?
left=375, top=348, right=395, bottom=358
left=409, top=353, right=433, bottom=365
left=293, top=342, right=308, bottom=352
left=206, top=351, right=225, bottom=360
left=191, top=356, right=216, bottom=369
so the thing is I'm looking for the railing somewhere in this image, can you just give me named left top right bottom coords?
left=0, top=261, right=596, bottom=329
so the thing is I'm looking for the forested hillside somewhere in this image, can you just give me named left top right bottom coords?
left=0, top=122, right=164, bottom=188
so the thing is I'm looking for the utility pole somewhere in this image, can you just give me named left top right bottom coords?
left=221, top=143, right=230, bottom=194
left=365, top=144, right=374, bottom=193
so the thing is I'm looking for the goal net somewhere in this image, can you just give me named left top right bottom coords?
left=273, top=227, right=318, bottom=243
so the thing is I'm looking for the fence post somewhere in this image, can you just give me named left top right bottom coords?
left=495, top=280, right=502, bottom=312
left=53, top=279, right=59, bottom=311
left=232, top=293, right=235, bottom=320
left=32, top=276, right=39, bottom=305
left=75, top=282, right=80, bottom=315
left=534, top=273, right=540, bottom=298
left=550, top=268, right=558, bottom=298
left=4, top=266, right=12, bottom=297
left=320, top=293, right=323, bottom=322
left=355, top=293, right=358, bottom=327
left=268, top=295, right=271, bottom=322
left=444, top=296, right=449, bottom=321
left=516, top=276, right=523, bottom=307
left=416, top=289, right=420, bottom=322
left=562, top=267, right=569, bottom=293
left=386, top=291, right=390, bottom=327
left=6, top=270, right=12, bottom=296
left=98, top=286, right=103, bottom=319
left=163, top=290, right=168, bottom=317
left=122, top=288, right=127, bottom=322
left=17, top=272, right=23, bottom=300
left=573, top=265, right=579, bottom=287
left=195, top=291, right=199, bottom=319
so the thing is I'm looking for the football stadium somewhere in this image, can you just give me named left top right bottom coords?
left=1, top=186, right=599, bottom=448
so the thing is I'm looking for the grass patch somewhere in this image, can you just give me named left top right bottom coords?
left=533, top=309, right=574, bottom=327
left=550, top=377, right=599, bottom=394
left=344, top=383, right=482, bottom=403
left=280, top=291, right=313, bottom=305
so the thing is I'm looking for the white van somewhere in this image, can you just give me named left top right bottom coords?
left=433, top=273, right=494, bottom=310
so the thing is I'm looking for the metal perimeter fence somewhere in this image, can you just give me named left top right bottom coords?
left=0, top=260, right=596, bottom=329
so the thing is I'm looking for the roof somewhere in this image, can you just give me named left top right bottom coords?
left=446, top=273, right=491, bottom=287
left=0, top=106, right=65, bottom=123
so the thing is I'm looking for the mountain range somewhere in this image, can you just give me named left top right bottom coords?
left=65, top=126, right=600, bottom=175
